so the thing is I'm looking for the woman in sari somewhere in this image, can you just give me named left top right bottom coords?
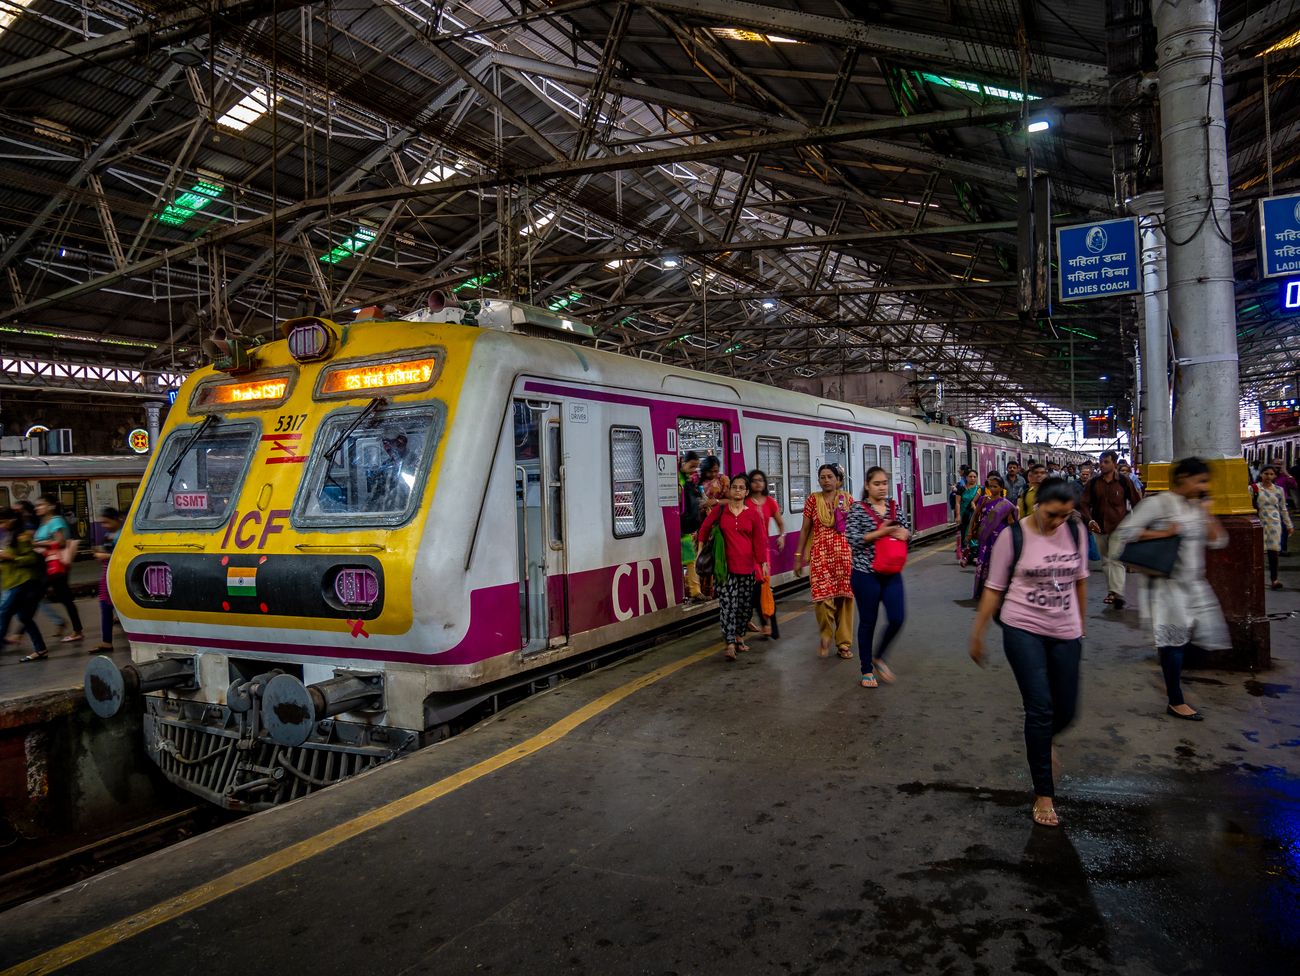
left=796, top=463, right=855, bottom=659
left=956, top=470, right=984, bottom=566
left=969, top=473, right=1017, bottom=598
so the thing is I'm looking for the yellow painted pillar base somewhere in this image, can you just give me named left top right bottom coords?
left=1204, top=456, right=1256, bottom=516
left=1140, top=461, right=1172, bottom=493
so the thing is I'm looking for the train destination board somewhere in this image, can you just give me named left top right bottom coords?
left=1082, top=407, right=1114, bottom=439
left=1261, top=398, right=1300, bottom=433
left=320, top=356, right=438, bottom=395
left=1057, top=217, right=1140, bottom=301
left=992, top=414, right=1023, bottom=440
left=1258, top=193, right=1300, bottom=278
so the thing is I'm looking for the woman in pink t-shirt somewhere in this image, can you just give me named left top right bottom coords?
left=968, top=477, right=1089, bottom=828
left=745, top=469, right=786, bottom=639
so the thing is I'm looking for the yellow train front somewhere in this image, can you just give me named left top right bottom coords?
left=86, top=314, right=479, bottom=810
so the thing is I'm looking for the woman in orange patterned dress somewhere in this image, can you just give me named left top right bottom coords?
left=795, top=463, right=855, bottom=658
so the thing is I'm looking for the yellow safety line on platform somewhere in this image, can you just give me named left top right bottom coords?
left=4, top=630, right=762, bottom=976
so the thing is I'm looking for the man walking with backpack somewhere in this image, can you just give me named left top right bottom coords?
left=1081, top=450, right=1142, bottom=609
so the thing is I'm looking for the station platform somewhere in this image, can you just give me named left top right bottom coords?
left=0, top=543, right=1296, bottom=975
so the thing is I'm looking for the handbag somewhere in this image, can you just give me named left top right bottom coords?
left=760, top=577, right=776, bottom=617
left=711, top=526, right=729, bottom=585
left=1118, top=534, right=1181, bottom=578
left=871, top=500, right=908, bottom=574
left=694, top=530, right=714, bottom=578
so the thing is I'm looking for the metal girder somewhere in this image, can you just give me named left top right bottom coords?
left=4, top=96, right=1082, bottom=321
left=0, top=0, right=317, bottom=93
left=636, top=0, right=1110, bottom=88
left=87, top=174, right=125, bottom=269
left=491, top=51, right=1113, bottom=211
left=0, top=59, right=185, bottom=276
left=589, top=279, right=1015, bottom=309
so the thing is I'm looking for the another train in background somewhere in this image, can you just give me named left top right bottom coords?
left=0, top=455, right=146, bottom=546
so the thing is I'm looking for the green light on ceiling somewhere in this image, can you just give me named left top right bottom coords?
left=918, top=72, right=1039, bottom=103
left=453, top=272, right=499, bottom=292
left=722, top=342, right=743, bottom=355
left=547, top=291, right=582, bottom=312
left=1058, top=325, right=1099, bottom=340
left=319, top=227, right=377, bottom=265
left=156, top=180, right=224, bottom=226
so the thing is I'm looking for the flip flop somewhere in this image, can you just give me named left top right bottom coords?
left=20, top=651, right=48, bottom=662
left=875, top=661, right=896, bottom=684
left=1102, top=593, right=1115, bottom=605
left=860, top=673, right=878, bottom=688
left=1032, top=803, right=1060, bottom=828
left=837, top=647, right=853, bottom=660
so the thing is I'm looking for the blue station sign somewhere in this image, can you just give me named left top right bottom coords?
left=1258, top=193, right=1300, bottom=278
left=1056, top=217, right=1140, bottom=302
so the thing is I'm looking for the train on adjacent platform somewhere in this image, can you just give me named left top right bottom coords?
left=0, top=454, right=145, bottom=546
left=85, top=297, right=1090, bottom=810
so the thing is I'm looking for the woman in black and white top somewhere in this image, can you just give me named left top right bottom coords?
left=845, top=466, right=911, bottom=688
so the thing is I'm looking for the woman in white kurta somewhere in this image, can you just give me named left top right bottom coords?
left=1113, top=457, right=1229, bottom=721
left=1254, top=466, right=1293, bottom=590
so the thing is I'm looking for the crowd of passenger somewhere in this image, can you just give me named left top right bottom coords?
left=679, top=446, right=1248, bottom=830
left=0, top=497, right=120, bottom=661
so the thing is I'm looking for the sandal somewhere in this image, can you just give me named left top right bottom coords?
left=20, top=651, right=48, bottom=662
left=61, top=633, right=84, bottom=643
left=1102, top=593, right=1115, bottom=605
left=1032, top=801, right=1060, bottom=828
left=91, top=643, right=113, bottom=653
left=736, top=641, right=750, bottom=653
left=837, top=646, right=853, bottom=660
left=1272, top=580, right=1284, bottom=590
left=860, top=673, right=878, bottom=688
left=875, top=661, right=896, bottom=684
left=724, top=644, right=737, bottom=662
left=747, top=622, right=761, bottom=634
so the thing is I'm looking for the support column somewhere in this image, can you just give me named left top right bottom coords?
left=1130, top=192, right=1174, bottom=490
left=1155, top=0, right=1267, bottom=667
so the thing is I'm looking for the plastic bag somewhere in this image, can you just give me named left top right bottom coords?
left=760, top=577, right=775, bottom=617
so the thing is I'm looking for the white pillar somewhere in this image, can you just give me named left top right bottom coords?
left=1129, top=191, right=1173, bottom=464
left=1154, top=0, right=1240, bottom=461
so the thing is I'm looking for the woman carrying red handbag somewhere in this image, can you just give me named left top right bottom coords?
left=845, top=466, right=911, bottom=688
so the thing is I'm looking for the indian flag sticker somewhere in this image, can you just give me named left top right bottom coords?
left=226, top=565, right=258, bottom=597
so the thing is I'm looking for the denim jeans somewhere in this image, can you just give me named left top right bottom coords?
left=1001, top=624, right=1082, bottom=798
left=1, top=579, right=47, bottom=653
left=850, top=569, right=905, bottom=673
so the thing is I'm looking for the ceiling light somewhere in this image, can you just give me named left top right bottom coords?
left=1099, top=374, right=1109, bottom=381
left=1026, top=119, right=1051, bottom=133
left=761, top=298, right=777, bottom=310
left=661, top=255, right=680, bottom=269
left=216, top=87, right=277, bottom=132
left=711, top=27, right=800, bottom=44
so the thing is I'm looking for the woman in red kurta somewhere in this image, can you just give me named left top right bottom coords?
left=746, top=469, right=786, bottom=639
left=795, top=463, right=855, bottom=658
left=698, top=474, right=770, bottom=661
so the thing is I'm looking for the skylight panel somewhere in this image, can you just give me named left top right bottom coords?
left=520, top=211, right=555, bottom=236
left=919, top=72, right=1038, bottom=103
left=0, top=0, right=36, bottom=38
left=156, top=180, right=224, bottom=226
left=417, top=159, right=466, bottom=184
left=216, top=87, right=277, bottom=132
left=319, top=226, right=377, bottom=265
left=711, top=28, right=800, bottom=44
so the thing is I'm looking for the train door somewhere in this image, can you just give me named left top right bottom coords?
left=513, top=400, right=568, bottom=655
left=824, top=431, right=851, bottom=493
left=898, top=440, right=915, bottom=525
left=40, top=479, right=90, bottom=539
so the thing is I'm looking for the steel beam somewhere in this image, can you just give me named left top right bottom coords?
left=0, top=0, right=317, bottom=93
left=4, top=96, right=1078, bottom=320
left=636, top=0, right=1109, bottom=88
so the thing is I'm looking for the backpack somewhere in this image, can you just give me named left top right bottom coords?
left=680, top=481, right=703, bottom=534
left=994, top=517, right=1082, bottom=626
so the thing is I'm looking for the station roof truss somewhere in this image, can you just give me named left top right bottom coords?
left=0, top=0, right=1293, bottom=422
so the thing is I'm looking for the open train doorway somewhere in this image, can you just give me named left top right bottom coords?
left=513, top=400, right=568, bottom=655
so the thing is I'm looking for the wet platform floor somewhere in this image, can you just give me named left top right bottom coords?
left=0, top=541, right=1297, bottom=975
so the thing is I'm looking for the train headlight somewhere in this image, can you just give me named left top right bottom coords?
left=331, top=567, right=380, bottom=610
left=282, top=316, right=339, bottom=363
left=141, top=563, right=174, bottom=600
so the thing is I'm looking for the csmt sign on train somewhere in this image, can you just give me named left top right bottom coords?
left=1259, top=193, right=1300, bottom=278
left=1057, top=217, right=1140, bottom=301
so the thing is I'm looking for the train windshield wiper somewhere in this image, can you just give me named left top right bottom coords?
left=166, top=413, right=219, bottom=478
left=324, top=397, right=386, bottom=464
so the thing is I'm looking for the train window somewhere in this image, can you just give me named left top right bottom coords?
left=294, top=404, right=444, bottom=528
left=823, top=431, right=850, bottom=493
left=135, top=422, right=258, bottom=531
left=879, top=446, right=893, bottom=484
left=920, top=449, right=932, bottom=495
left=788, top=439, right=811, bottom=513
left=863, top=444, right=878, bottom=471
left=0, top=486, right=9, bottom=509
left=116, top=482, right=138, bottom=514
left=677, top=417, right=725, bottom=460
left=610, top=426, right=646, bottom=539
left=755, top=436, right=783, bottom=513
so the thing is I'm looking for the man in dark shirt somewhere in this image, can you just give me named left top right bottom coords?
left=1004, top=461, right=1026, bottom=506
left=1081, top=449, right=1142, bottom=608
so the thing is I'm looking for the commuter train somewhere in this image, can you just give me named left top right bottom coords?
left=0, top=454, right=145, bottom=546
left=1243, top=427, right=1300, bottom=474
left=85, top=298, right=1089, bottom=810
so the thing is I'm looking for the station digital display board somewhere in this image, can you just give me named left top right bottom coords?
left=1261, top=398, right=1300, bottom=433
left=1082, top=408, right=1114, bottom=440
left=992, top=414, right=1023, bottom=440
